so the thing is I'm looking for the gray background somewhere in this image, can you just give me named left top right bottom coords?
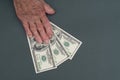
left=0, top=0, right=120, bottom=80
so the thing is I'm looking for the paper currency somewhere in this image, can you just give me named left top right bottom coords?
left=27, top=22, right=82, bottom=73
left=50, top=22, right=82, bottom=59
left=27, top=36, right=56, bottom=73
left=49, top=35, right=69, bottom=66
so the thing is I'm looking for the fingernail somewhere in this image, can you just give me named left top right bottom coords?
left=48, top=8, right=55, bottom=14
left=45, top=40, right=49, bottom=44
left=49, top=33, right=53, bottom=38
left=29, top=35, right=32, bottom=38
left=38, top=40, right=42, bottom=43
left=49, top=35, right=52, bottom=38
left=50, top=8, right=54, bottom=12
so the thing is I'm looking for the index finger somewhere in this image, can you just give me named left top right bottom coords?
left=40, top=13, right=53, bottom=38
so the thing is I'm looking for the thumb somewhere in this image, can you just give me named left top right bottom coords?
left=44, top=3, right=55, bottom=14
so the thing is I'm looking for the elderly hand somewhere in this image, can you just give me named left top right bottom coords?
left=13, top=0, right=55, bottom=43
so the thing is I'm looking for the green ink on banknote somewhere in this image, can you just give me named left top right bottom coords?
left=37, top=62, right=41, bottom=70
left=54, top=49, right=59, bottom=55
left=64, top=41, right=70, bottom=47
left=41, top=56, right=46, bottom=62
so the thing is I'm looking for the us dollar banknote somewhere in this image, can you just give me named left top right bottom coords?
left=50, top=22, right=82, bottom=60
left=49, top=35, right=69, bottom=66
left=27, top=36, right=57, bottom=73
left=27, top=22, right=82, bottom=73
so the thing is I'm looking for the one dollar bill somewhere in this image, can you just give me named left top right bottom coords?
left=49, top=35, right=69, bottom=66
left=50, top=22, right=82, bottom=60
left=27, top=36, right=57, bottom=73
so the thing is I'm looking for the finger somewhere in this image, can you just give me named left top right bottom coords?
left=29, top=22, right=42, bottom=43
left=22, top=21, right=32, bottom=37
left=44, top=3, right=55, bottom=14
left=40, top=13, right=53, bottom=38
left=36, top=20, right=49, bottom=43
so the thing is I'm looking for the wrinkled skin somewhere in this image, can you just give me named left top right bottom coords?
left=13, top=0, right=55, bottom=43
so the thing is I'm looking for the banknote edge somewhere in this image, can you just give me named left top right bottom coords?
left=36, top=65, right=57, bottom=73
left=69, top=41, right=82, bottom=60
left=27, top=35, right=38, bottom=74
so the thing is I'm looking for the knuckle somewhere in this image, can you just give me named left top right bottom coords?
left=24, top=27, right=28, bottom=31
left=37, top=27, right=44, bottom=32
left=40, top=13, right=46, bottom=18
left=22, top=22, right=28, bottom=27
left=43, top=17, right=49, bottom=23
left=23, top=25, right=27, bottom=28
left=46, top=26, right=52, bottom=32
left=41, top=32, right=47, bottom=37
left=26, top=31, right=29, bottom=34
left=40, top=9, right=45, bottom=13
left=34, top=35, right=38, bottom=38
left=33, top=31, right=38, bottom=34
left=44, top=22, right=51, bottom=28
left=47, top=30, right=52, bottom=35
left=30, top=26, right=36, bottom=31
left=34, top=33, right=38, bottom=37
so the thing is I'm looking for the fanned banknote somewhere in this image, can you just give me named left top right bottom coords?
left=49, top=35, right=69, bottom=66
left=50, top=22, right=82, bottom=59
left=27, top=22, right=82, bottom=73
left=27, top=36, right=57, bottom=73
